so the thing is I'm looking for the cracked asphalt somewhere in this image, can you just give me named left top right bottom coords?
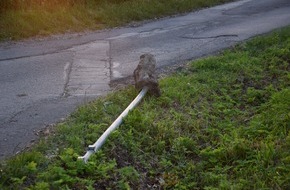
left=1, top=0, right=290, bottom=160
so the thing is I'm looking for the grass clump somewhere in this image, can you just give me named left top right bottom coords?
left=1, top=27, right=290, bottom=189
left=0, top=0, right=233, bottom=40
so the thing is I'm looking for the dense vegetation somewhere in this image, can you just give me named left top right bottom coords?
left=1, top=26, right=289, bottom=189
left=0, top=0, right=233, bottom=40
left=0, top=0, right=112, bottom=11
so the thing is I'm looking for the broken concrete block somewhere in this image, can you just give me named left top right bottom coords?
left=133, top=54, right=161, bottom=97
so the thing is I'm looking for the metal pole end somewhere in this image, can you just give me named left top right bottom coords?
left=78, top=156, right=86, bottom=162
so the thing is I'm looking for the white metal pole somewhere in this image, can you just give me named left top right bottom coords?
left=78, top=87, right=149, bottom=163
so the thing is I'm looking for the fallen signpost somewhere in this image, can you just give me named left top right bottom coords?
left=78, top=54, right=160, bottom=162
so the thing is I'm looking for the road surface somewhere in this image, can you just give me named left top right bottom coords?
left=1, top=0, right=290, bottom=160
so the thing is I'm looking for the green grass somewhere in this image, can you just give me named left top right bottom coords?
left=1, top=27, right=290, bottom=189
left=0, top=0, right=233, bottom=40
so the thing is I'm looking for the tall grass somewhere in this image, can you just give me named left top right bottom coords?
left=0, top=0, right=87, bottom=11
left=0, top=0, right=233, bottom=40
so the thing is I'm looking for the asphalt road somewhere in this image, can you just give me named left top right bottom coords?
left=1, top=0, right=290, bottom=160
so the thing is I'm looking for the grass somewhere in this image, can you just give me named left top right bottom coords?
left=0, top=0, right=233, bottom=40
left=1, top=26, right=290, bottom=189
